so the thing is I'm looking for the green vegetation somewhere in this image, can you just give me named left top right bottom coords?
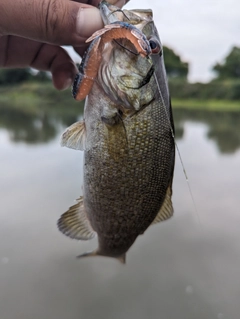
left=0, top=82, right=83, bottom=143
left=0, top=81, right=82, bottom=114
left=172, top=98, right=240, bottom=111
left=213, top=46, right=240, bottom=79
left=169, top=78, right=240, bottom=101
left=0, top=68, right=50, bottom=85
left=0, top=68, right=32, bottom=85
left=166, top=45, right=240, bottom=109
left=163, top=46, right=188, bottom=79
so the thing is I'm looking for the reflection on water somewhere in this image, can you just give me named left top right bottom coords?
left=1, top=99, right=240, bottom=155
left=1, top=101, right=240, bottom=319
left=0, top=101, right=83, bottom=144
left=174, top=109, right=240, bottom=153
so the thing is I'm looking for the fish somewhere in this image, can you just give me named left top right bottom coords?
left=57, top=1, right=175, bottom=264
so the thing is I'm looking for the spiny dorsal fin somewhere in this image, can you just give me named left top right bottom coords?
left=61, top=121, right=86, bottom=150
left=151, top=185, right=174, bottom=224
left=57, top=197, right=96, bottom=240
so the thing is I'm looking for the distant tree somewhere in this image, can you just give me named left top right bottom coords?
left=213, top=46, right=240, bottom=79
left=34, top=70, right=51, bottom=82
left=163, top=46, right=189, bottom=79
left=0, top=68, right=32, bottom=85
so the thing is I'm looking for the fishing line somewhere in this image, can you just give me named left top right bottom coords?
left=117, top=111, right=129, bottom=147
left=109, top=9, right=130, bottom=21
left=113, top=39, right=139, bottom=56
left=154, top=69, right=225, bottom=304
left=153, top=72, right=200, bottom=224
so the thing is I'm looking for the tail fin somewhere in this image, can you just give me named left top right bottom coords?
left=117, top=254, right=126, bottom=264
left=76, top=250, right=98, bottom=259
left=77, top=250, right=126, bottom=264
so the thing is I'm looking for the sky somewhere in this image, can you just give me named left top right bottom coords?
left=67, top=0, right=240, bottom=83
left=125, top=0, right=240, bottom=82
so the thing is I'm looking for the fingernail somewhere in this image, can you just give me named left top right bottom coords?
left=76, top=7, right=103, bottom=39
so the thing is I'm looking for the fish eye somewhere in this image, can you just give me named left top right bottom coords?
left=149, top=38, right=162, bottom=55
left=149, top=40, right=157, bottom=49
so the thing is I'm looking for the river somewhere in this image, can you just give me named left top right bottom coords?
left=0, top=104, right=240, bottom=319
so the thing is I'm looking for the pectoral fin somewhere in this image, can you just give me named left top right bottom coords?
left=61, top=121, right=86, bottom=150
left=57, top=197, right=96, bottom=240
left=151, top=185, right=174, bottom=224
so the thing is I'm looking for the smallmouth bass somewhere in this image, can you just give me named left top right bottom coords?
left=58, top=1, right=175, bottom=264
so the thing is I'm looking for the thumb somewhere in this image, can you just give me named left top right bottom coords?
left=0, top=0, right=104, bottom=46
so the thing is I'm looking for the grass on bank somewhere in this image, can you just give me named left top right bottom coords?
left=0, top=82, right=82, bottom=116
left=0, top=82, right=239, bottom=112
left=172, top=98, right=240, bottom=111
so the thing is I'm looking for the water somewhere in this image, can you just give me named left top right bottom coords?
left=1, top=105, right=240, bottom=319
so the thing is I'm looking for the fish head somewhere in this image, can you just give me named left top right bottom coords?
left=97, top=2, right=169, bottom=113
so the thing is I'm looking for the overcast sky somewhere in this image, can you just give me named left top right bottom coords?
left=125, top=0, right=240, bottom=82
left=67, top=0, right=240, bottom=83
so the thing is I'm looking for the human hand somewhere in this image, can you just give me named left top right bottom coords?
left=0, top=0, right=128, bottom=90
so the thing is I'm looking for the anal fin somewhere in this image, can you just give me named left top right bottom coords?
left=57, top=197, right=96, bottom=240
left=151, top=185, right=174, bottom=225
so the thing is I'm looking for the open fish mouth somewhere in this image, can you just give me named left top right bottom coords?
left=122, top=62, right=155, bottom=90
left=72, top=21, right=152, bottom=102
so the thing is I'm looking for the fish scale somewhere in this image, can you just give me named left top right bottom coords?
left=85, top=95, right=170, bottom=232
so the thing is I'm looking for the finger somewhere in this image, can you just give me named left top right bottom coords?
left=74, top=45, right=89, bottom=59
left=109, top=0, right=130, bottom=7
left=0, top=36, right=78, bottom=90
left=0, top=0, right=128, bottom=47
left=72, top=0, right=129, bottom=56
left=0, top=0, right=100, bottom=46
left=75, top=0, right=129, bottom=7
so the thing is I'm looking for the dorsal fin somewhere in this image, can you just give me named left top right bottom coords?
left=61, top=120, right=86, bottom=151
left=57, top=197, right=96, bottom=240
left=151, top=185, right=174, bottom=224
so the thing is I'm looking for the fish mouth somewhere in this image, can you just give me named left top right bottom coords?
left=112, top=39, right=155, bottom=90
left=136, top=62, right=155, bottom=89
left=123, top=63, right=155, bottom=90
left=113, top=39, right=139, bottom=57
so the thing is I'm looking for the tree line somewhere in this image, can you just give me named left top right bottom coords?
left=164, top=45, right=240, bottom=81
left=164, top=45, right=240, bottom=101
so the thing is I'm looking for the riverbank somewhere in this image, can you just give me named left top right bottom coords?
left=0, top=82, right=239, bottom=112
left=172, top=98, right=240, bottom=112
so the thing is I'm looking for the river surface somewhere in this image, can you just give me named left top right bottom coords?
left=1, top=105, right=240, bottom=319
